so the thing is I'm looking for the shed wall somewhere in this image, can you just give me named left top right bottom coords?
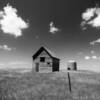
left=33, top=50, right=53, bottom=72
left=52, top=58, right=59, bottom=71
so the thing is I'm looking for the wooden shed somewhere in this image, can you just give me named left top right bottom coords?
left=32, top=47, right=60, bottom=72
left=67, top=60, right=77, bottom=71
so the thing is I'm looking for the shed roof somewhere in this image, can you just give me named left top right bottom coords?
left=32, top=46, right=60, bottom=60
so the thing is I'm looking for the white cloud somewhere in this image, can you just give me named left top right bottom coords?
left=92, top=56, right=97, bottom=59
left=82, top=8, right=96, bottom=21
left=0, top=44, right=14, bottom=51
left=68, top=60, right=76, bottom=62
left=81, top=5, right=100, bottom=29
left=84, top=55, right=100, bottom=60
left=0, top=4, right=29, bottom=37
left=85, top=56, right=90, bottom=60
left=49, top=21, right=60, bottom=34
left=90, top=38, right=100, bottom=45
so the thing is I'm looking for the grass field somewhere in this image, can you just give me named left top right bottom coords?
left=0, top=70, right=100, bottom=100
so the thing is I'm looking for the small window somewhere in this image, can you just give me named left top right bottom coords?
left=47, top=62, right=50, bottom=65
left=40, top=57, right=45, bottom=62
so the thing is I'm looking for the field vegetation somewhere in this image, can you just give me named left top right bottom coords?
left=0, top=70, right=100, bottom=100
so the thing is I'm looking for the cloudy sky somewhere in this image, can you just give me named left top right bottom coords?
left=1, top=0, right=100, bottom=71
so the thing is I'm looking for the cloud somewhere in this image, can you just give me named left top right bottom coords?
left=49, top=21, right=60, bottom=34
left=92, top=55, right=97, bottom=59
left=81, top=5, right=100, bottom=29
left=68, top=60, right=76, bottom=62
left=0, top=4, right=29, bottom=37
left=85, top=55, right=99, bottom=60
left=90, top=38, right=100, bottom=45
left=85, top=56, right=91, bottom=60
left=0, top=44, right=14, bottom=51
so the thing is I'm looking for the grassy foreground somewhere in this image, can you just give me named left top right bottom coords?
left=0, top=70, right=100, bottom=100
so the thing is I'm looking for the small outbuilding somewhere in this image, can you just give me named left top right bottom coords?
left=32, top=47, right=60, bottom=72
left=67, top=60, right=77, bottom=70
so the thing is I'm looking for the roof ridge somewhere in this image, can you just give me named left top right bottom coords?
left=32, top=46, right=60, bottom=60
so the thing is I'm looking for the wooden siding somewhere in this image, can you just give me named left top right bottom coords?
left=32, top=47, right=60, bottom=72
left=52, top=58, right=60, bottom=71
left=34, top=50, right=53, bottom=72
left=39, top=67, right=52, bottom=72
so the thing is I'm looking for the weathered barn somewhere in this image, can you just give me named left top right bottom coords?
left=67, top=60, right=77, bottom=70
left=32, top=47, right=60, bottom=72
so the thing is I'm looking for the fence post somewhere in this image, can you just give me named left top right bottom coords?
left=68, top=72, right=72, bottom=92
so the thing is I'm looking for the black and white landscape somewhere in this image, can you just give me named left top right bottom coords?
left=0, top=0, right=99, bottom=100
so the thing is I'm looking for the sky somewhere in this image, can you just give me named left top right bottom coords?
left=0, top=0, right=100, bottom=72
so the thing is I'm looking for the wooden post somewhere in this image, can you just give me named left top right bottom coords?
left=68, top=72, right=72, bottom=92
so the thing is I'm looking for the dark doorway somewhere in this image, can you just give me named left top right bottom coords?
left=35, top=63, right=39, bottom=72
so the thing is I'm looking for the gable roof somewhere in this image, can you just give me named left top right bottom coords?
left=32, top=46, right=60, bottom=60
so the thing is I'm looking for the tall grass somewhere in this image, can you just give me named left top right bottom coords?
left=0, top=71, right=99, bottom=100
